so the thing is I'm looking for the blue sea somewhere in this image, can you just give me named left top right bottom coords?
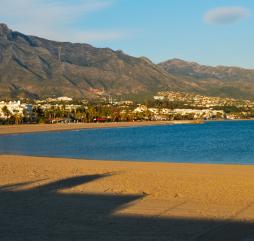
left=1, top=120, right=254, bottom=164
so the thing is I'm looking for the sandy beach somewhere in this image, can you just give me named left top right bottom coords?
left=0, top=120, right=202, bottom=135
left=1, top=155, right=254, bottom=241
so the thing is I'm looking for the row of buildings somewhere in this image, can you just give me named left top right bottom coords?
left=154, top=91, right=254, bottom=108
left=0, top=101, right=33, bottom=119
left=2, top=92, right=252, bottom=122
left=133, top=105, right=225, bottom=120
left=0, top=99, right=82, bottom=120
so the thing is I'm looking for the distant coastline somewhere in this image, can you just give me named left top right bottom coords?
left=0, top=120, right=203, bottom=135
left=2, top=119, right=254, bottom=136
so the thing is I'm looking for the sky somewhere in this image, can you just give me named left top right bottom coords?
left=0, top=0, right=254, bottom=68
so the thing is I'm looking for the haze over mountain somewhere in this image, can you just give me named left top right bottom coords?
left=1, top=23, right=254, bottom=100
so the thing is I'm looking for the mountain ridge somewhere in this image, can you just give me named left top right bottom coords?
left=1, top=23, right=254, bottom=100
left=159, top=58, right=253, bottom=70
left=158, top=59, right=254, bottom=99
left=0, top=23, right=178, bottom=99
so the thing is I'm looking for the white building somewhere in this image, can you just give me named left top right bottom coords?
left=160, top=108, right=171, bottom=115
left=133, top=105, right=148, bottom=113
left=153, top=96, right=165, bottom=101
left=148, top=108, right=159, bottom=114
left=57, top=96, right=73, bottom=102
left=47, top=96, right=73, bottom=102
left=0, top=101, right=33, bottom=119
left=173, top=109, right=224, bottom=119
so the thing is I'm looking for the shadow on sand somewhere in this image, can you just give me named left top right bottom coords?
left=0, top=174, right=254, bottom=241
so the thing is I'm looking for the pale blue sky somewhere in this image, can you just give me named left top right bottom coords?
left=1, top=0, right=253, bottom=68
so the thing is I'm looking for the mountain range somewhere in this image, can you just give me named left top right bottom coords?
left=0, top=23, right=254, bottom=100
left=159, top=59, right=254, bottom=100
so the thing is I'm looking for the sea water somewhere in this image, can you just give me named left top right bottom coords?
left=1, top=121, right=254, bottom=164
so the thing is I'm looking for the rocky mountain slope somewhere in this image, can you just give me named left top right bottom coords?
left=0, top=23, right=179, bottom=99
left=1, top=23, right=254, bottom=100
left=158, top=59, right=254, bottom=99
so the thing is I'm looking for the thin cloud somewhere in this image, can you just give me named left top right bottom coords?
left=204, top=7, right=250, bottom=25
left=0, top=0, right=130, bottom=43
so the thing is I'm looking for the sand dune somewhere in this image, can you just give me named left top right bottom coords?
left=1, top=155, right=254, bottom=241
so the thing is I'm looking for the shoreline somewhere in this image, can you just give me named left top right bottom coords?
left=1, top=155, right=254, bottom=240
left=1, top=118, right=254, bottom=135
left=0, top=120, right=203, bottom=135
left=3, top=153, right=254, bottom=166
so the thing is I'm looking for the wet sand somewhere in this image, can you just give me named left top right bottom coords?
left=0, top=120, right=202, bottom=135
left=1, top=155, right=254, bottom=241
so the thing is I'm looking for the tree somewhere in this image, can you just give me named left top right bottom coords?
left=33, top=106, right=45, bottom=123
left=2, top=106, right=11, bottom=119
left=14, top=114, right=23, bottom=124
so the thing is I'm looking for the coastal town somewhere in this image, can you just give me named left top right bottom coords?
left=2, top=2, right=254, bottom=241
left=1, top=91, right=254, bottom=124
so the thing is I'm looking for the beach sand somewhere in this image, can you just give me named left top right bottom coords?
left=1, top=155, right=254, bottom=241
left=0, top=120, right=202, bottom=135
